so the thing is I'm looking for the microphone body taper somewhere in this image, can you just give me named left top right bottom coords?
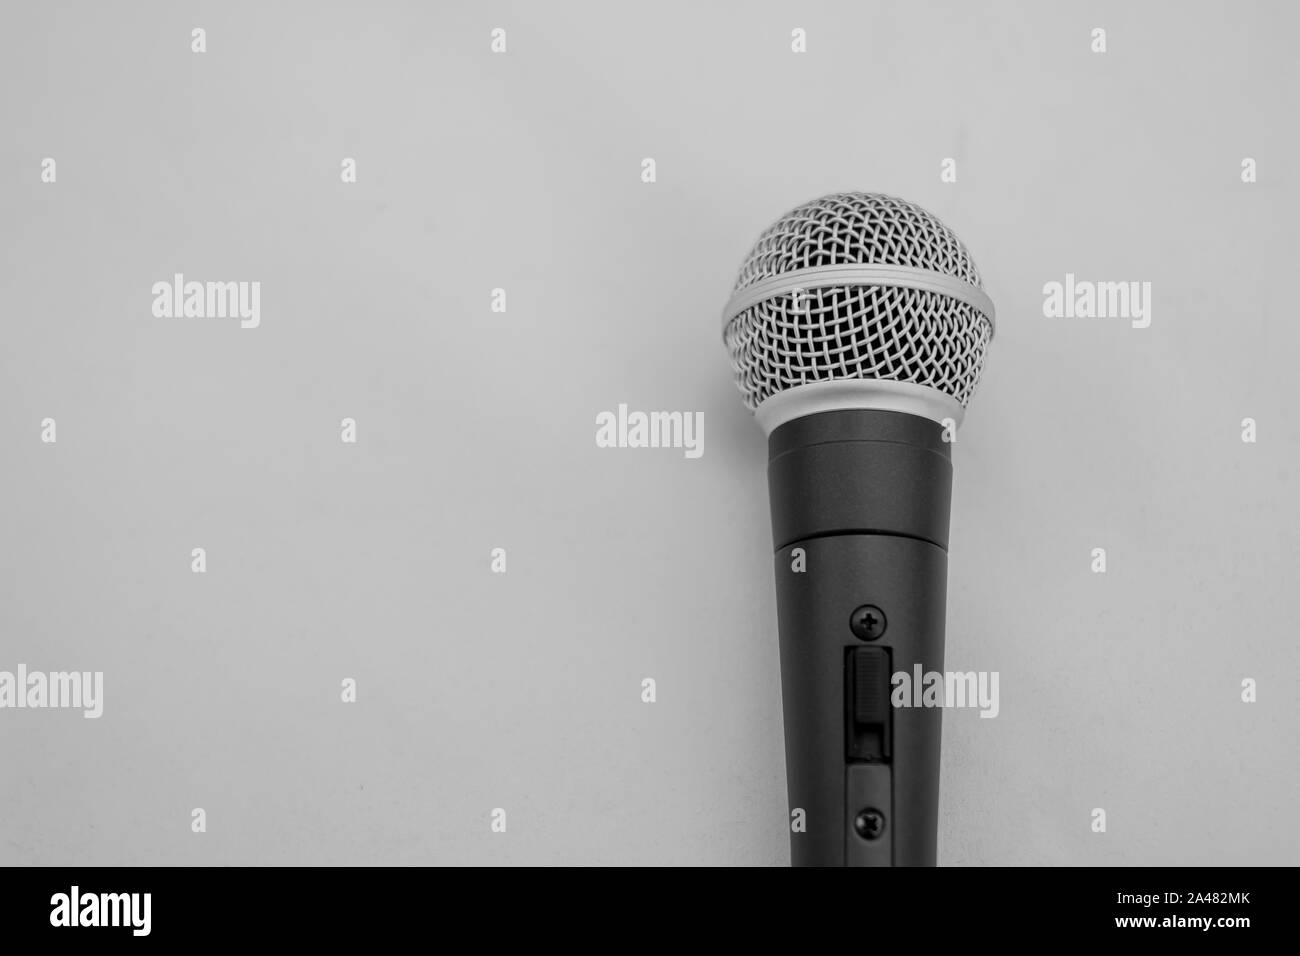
left=769, top=408, right=950, bottom=865
left=721, top=193, right=995, bottom=867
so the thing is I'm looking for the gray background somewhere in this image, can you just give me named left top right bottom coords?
left=1, top=0, right=1296, bottom=866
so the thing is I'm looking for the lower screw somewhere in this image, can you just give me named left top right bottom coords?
left=854, top=809, right=886, bottom=840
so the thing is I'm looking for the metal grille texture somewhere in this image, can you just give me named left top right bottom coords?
left=723, top=193, right=993, bottom=410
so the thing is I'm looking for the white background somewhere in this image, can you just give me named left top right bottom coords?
left=1, top=0, right=1296, bottom=865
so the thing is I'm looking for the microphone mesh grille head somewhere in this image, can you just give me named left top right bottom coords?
left=723, top=192, right=993, bottom=411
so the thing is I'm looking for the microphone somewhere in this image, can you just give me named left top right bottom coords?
left=721, top=192, right=995, bottom=867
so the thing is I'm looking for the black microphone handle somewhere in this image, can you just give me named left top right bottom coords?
left=767, top=408, right=953, bottom=867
